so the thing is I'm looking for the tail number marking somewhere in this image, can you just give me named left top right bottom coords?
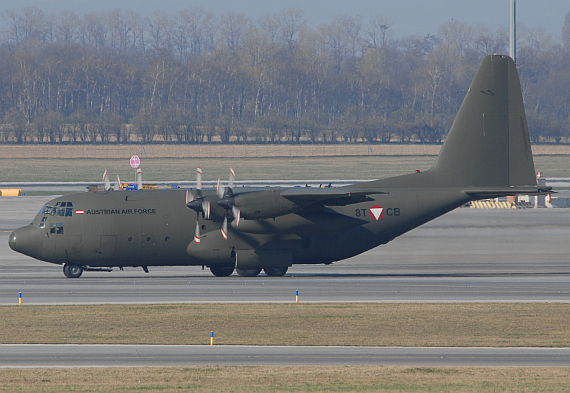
left=362, top=205, right=400, bottom=221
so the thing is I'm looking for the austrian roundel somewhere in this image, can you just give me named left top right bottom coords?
left=369, top=205, right=385, bottom=221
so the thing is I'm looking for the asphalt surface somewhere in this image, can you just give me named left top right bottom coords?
left=1, top=345, right=568, bottom=367
left=1, top=196, right=568, bottom=304
left=1, top=195, right=569, bottom=367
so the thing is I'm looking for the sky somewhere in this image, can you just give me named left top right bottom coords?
left=1, top=0, right=569, bottom=39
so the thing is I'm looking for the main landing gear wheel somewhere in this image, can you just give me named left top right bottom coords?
left=210, top=265, right=235, bottom=277
left=263, top=266, right=288, bottom=277
left=63, top=264, right=84, bottom=278
left=236, top=267, right=262, bottom=277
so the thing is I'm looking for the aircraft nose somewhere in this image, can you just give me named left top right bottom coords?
left=9, top=226, right=43, bottom=258
left=8, top=231, right=17, bottom=251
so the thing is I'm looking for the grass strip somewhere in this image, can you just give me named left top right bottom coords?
left=1, top=303, right=568, bottom=347
left=0, top=154, right=565, bottom=182
left=1, top=366, right=569, bottom=393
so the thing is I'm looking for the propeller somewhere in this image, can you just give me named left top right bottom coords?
left=116, top=174, right=121, bottom=190
left=136, top=167, right=142, bottom=190
left=187, top=167, right=211, bottom=244
left=103, top=170, right=111, bottom=191
left=216, top=167, right=240, bottom=240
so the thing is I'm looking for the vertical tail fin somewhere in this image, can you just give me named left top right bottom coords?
left=430, top=55, right=536, bottom=188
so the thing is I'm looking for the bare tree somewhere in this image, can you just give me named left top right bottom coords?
left=219, top=12, right=251, bottom=52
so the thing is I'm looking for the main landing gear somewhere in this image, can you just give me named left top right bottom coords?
left=63, top=263, right=84, bottom=278
left=209, top=265, right=235, bottom=277
left=236, top=267, right=262, bottom=277
left=210, top=266, right=289, bottom=277
left=263, top=266, right=288, bottom=277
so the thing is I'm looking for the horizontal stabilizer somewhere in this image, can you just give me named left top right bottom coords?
left=464, top=186, right=553, bottom=199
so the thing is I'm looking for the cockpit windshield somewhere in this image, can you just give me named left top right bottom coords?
left=39, top=202, right=74, bottom=217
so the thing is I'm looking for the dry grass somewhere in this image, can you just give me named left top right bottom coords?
left=1, top=155, right=438, bottom=182
left=1, top=303, right=568, bottom=347
left=1, top=366, right=569, bottom=393
left=1, top=154, right=567, bottom=182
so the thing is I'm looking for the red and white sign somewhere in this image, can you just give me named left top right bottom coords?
left=369, top=205, right=384, bottom=221
left=75, top=210, right=84, bottom=215
left=130, top=155, right=140, bottom=168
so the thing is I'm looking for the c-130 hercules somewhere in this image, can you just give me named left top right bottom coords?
left=10, top=55, right=550, bottom=278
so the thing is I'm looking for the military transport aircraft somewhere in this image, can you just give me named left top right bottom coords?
left=9, top=55, right=550, bottom=278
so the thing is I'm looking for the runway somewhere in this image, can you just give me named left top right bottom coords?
left=2, top=196, right=569, bottom=368
left=1, top=196, right=569, bottom=304
left=1, top=345, right=568, bottom=367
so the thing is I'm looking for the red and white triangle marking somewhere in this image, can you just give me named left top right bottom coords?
left=369, top=205, right=384, bottom=221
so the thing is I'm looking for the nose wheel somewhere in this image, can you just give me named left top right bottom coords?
left=63, top=264, right=84, bottom=278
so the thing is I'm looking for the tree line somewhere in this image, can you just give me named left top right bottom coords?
left=0, top=6, right=569, bottom=145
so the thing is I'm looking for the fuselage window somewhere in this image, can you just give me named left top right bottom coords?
left=56, top=223, right=64, bottom=234
left=50, top=223, right=56, bottom=234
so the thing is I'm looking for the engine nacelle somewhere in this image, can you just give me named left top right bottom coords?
left=234, top=189, right=301, bottom=220
left=186, top=232, right=234, bottom=262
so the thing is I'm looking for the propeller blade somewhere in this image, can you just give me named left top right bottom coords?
left=202, top=201, right=211, bottom=220
left=221, top=217, right=228, bottom=240
left=217, top=178, right=224, bottom=199
left=136, top=167, right=142, bottom=190
left=232, top=206, right=241, bottom=226
left=116, top=174, right=121, bottom=190
left=186, top=190, right=194, bottom=205
left=196, top=167, right=202, bottom=190
left=194, top=220, right=201, bottom=244
left=229, top=167, right=235, bottom=188
left=103, top=170, right=111, bottom=191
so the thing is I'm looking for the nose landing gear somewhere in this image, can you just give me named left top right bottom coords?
left=63, top=264, right=84, bottom=278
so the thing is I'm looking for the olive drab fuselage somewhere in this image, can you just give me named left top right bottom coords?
left=20, top=186, right=470, bottom=269
left=9, top=56, right=551, bottom=277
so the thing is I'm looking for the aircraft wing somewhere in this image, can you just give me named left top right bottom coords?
left=281, top=188, right=387, bottom=206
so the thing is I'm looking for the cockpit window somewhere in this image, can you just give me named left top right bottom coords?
left=50, top=223, right=56, bottom=234
left=56, top=223, right=64, bottom=234
left=41, top=203, right=74, bottom=216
